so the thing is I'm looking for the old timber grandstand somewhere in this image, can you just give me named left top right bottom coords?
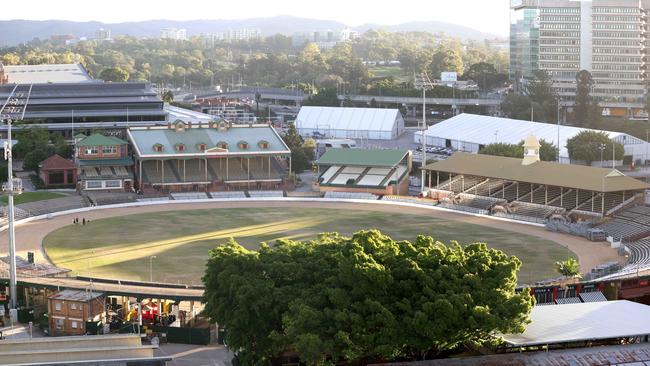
left=316, top=148, right=412, bottom=196
left=423, top=136, right=650, bottom=223
left=128, top=120, right=292, bottom=192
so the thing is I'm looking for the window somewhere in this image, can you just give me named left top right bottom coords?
left=238, top=141, right=249, bottom=150
left=55, top=302, right=62, bottom=311
left=105, top=180, right=121, bottom=188
left=102, top=146, right=116, bottom=154
left=175, top=143, right=186, bottom=152
left=258, top=140, right=269, bottom=149
left=153, top=143, right=164, bottom=152
left=55, top=318, right=64, bottom=329
left=70, top=303, right=77, bottom=310
left=216, top=141, right=228, bottom=149
left=84, top=147, right=99, bottom=155
left=196, top=143, right=207, bottom=152
left=71, top=320, right=78, bottom=329
left=86, top=181, right=102, bottom=189
left=78, top=304, right=83, bottom=311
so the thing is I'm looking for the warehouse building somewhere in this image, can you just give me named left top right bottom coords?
left=415, top=114, right=650, bottom=164
left=295, top=106, right=405, bottom=140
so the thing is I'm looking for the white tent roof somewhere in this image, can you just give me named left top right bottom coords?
left=419, top=114, right=640, bottom=158
left=296, top=107, right=401, bottom=133
left=502, top=300, right=650, bottom=346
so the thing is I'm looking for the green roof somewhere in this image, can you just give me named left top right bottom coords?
left=77, top=158, right=134, bottom=167
left=77, top=134, right=128, bottom=147
left=317, top=148, right=409, bottom=167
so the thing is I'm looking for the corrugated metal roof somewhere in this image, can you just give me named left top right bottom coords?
left=48, top=289, right=103, bottom=301
left=296, top=106, right=401, bottom=133
left=424, top=152, right=650, bottom=192
left=317, top=148, right=409, bottom=167
left=502, top=300, right=650, bottom=346
left=4, top=63, right=93, bottom=84
left=128, top=125, right=290, bottom=158
left=77, top=133, right=128, bottom=147
left=418, top=114, right=642, bottom=158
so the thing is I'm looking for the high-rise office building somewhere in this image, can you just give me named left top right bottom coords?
left=510, top=0, right=648, bottom=108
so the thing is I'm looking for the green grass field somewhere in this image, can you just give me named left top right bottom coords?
left=0, top=191, right=65, bottom=205
left=42, top=208, right=575, bottom=285
left=368, top=66, right=410, bottom=83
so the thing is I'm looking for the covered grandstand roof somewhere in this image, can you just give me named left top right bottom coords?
left=317, top=148, right=409, bottom=167
left=295, top=106, right=404, bottom=140
left=3, top=63, right=93, bottom=84
left=76, top=133, right=128, bottom=147
left=416, top=114, right=644, bottom=159
left=128, top=124, right=290, bottom=158
left=424, top=152, right=650, bottom=192
left=501, top=300, right=650, bottom=346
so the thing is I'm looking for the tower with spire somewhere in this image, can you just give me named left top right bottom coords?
left=522, top=133, right=541, bottom=166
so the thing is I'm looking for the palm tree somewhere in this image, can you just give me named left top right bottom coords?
left=555, top=258, right=581, bottom=279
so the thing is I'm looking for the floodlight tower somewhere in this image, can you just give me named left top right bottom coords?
left=415, top=72, right=434, bottom=194
left=0, top=85, right=28, bottom=317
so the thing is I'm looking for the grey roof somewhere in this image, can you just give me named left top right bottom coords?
left=48, top=289, right=104, bottom=301
left=501, top=300, right=650, bottom=346
left=3, top=63, right=93, bottom=84
left=317, top=148, right=409, bottom=167
left=128, top=124, right=290, bottom=158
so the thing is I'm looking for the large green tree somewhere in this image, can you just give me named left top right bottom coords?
left=574, top=70, right=597, bottom=127
left=478, top=140, right=557, bottom=162
left=99, top=66, right=130, bottom=82
left=203, top=230, right=533, bottom=365
left=527, top=70, right=558, bottom=123
left=566, top=130, right=624, bottom=165
left=501, top=93, right=532, bottom=121
left=282, top=123, right=313, bottom=174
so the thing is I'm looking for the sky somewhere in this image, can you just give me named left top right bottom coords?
left=2, top=0, right=510, bottom=36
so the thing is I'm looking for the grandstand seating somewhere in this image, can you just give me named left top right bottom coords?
left=136, top=196, right=170, bottom=202
left=473, top=179, right=506, bottom=197
left=324, top=192, right=378, bottom=200
left=579, top=291, right=607, bottom=303
left=248, top=158, right=283, bottom=180
left=85, top=192, right=137, bottom=206
left=555, top=297, right=581, bottom=304
left=209, top=191, right=247, bottom=199
left=16, top=195, right=89, bottom=217
left=510, top=201, right=563, bottom=220
left=177, top=159, right=209, bottom=182
left=208, top=158, right=248, bottom=181
left=500, top=182, right=533, bottom=202
left=248, top=190, right=284, bottom=198
left=170, top=192, right=209, bottom=200
left=454, top=193, right=505, bottom=211
left=381, top=195, right=438, bottom=206
left=319, top=166, right=341, bottom=184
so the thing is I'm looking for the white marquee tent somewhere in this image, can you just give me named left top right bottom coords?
left=295, top=106, right=405, bottom=140
left=415, top=114, right=649, bottom=163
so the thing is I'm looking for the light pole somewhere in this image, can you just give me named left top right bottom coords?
left=494, top=130, right=499, bottom=143
left=149, top=255, right=157, bottom=282
left=415, top=72, right=434, bottom=194
left=4, top=118, right=19, bottom=313
left=646, top=129, right=649, bottom=169
left=599, top=143, right=606, bottom=167
left=557, top=97, right=561, bottom=163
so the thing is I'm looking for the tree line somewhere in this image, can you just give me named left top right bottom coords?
left=0, top=30, right=507, bottom=96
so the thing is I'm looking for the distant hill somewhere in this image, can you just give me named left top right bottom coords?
left=0, top=16, right=500, bottom=47
left=355, top=20, right=499, bottom=41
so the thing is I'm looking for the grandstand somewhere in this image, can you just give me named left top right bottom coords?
left=128, top=120, right=292, bottom=192
left=316, top=148, right=412, bottom=196
left=423, top=136, right=649, bottom=222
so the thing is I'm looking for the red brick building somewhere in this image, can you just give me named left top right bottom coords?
left=75, top=134, right=134, bottom=191
left=39, top=154, right=77, bottom=188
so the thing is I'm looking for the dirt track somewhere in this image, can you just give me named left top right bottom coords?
left=0, top=200, right=622, bottom=274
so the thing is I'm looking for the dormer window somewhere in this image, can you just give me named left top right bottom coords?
left=238, top=141, right=249, bottom=150
left=175, top=143, right=186, bottom=152
left=197, top=143, right=207, bottom=152
left=153, top=143, right=164, bottom=152
left=174, top=120, right=186, bottom=132
left=216, top=141, right=229, bottom=150
left=258, top=140, right=269, bottom=149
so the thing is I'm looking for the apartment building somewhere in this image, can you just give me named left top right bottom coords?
left=510, top=0, right=648, bottom=108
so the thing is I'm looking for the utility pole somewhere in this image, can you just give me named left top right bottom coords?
left=415, top=72, right=434, bottom=195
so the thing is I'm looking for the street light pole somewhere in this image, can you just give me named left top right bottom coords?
left=5, top=118, right=17, bottom=312
left=149, top=255, right=157, bottom=282
left=599, top=143, right=606, bottom=167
